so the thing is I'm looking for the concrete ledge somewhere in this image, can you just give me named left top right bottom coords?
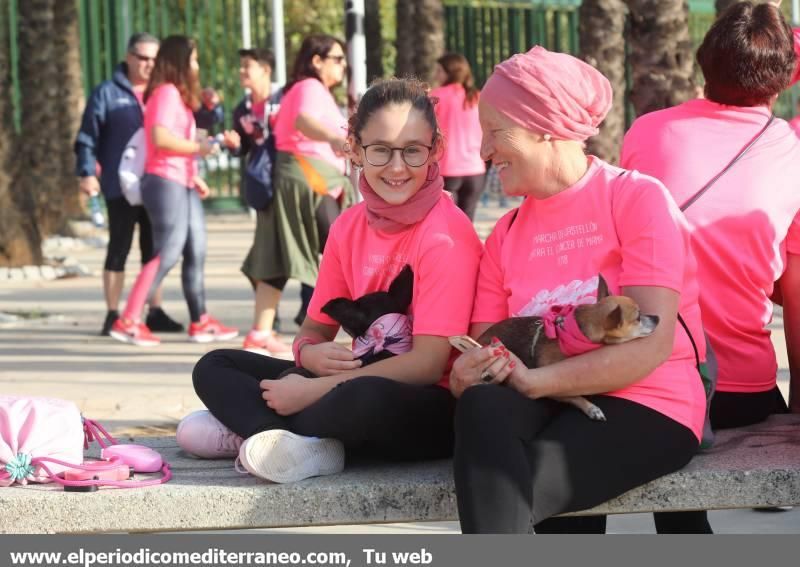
left=2, top=415, right=800, bottom=534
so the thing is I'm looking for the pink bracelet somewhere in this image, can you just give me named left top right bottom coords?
left=292, top=336, right=319, bottom=367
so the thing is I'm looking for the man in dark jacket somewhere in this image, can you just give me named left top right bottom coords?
left=74, top=33, right=184, bottom=336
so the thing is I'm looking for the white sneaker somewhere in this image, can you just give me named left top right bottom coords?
left=238, top=429, right=345, bottom=483
left=176, top=410, right=243, bottom=459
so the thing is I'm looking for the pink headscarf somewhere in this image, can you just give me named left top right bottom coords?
left=481, top=46, right=613, bottom=141
left=358, top=164, right=444, bottom=233
left=541, top=305, right=601, bottom=357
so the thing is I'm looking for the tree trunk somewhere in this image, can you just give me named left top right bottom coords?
left=579, top=0, right=628, bottom=164
left=365, top=0, right=384, bottom=83
left=16, top=0, right=72, bottom=237
left=0, top=0, right=42, bottom=266
left=53, top=0, right=83, bottom=219
left=395, top=0, right=444, bottom=83
left=624, top=0, right=695, bottom=117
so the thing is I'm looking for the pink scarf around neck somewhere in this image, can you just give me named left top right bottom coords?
left=541, top=304, right=601, bottom=357
left=358, top=165, right=444, bottom=233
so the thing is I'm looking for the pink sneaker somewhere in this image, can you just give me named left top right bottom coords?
left=242, top=329, right=292, bottom=357
left=109, top=318, right=160, bottom=347
left=176, top=410, right=243, bottom=459
left=188, top=314, right=239, bottom=343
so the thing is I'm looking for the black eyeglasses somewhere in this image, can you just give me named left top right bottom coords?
left=325, top=55, right=347, bottom=64
left=362, top=143, right=433, bottom=167
left=130, top=52, right=156, bottom=63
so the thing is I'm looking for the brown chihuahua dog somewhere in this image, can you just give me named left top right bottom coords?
left=457, top=275, right=659, bottom=421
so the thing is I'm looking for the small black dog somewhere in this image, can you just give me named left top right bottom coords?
left=278, top=265, right=414, bottom=378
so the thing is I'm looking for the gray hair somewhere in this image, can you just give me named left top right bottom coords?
left=127, top=32, right=160, bottom=53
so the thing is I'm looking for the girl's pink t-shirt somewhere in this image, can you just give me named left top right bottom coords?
left=430, top=84, right=486, bottom=177
left=307, top=194, right=483, bottom=388
left=621, top=98, right=800, bottom=394
left=273, top=78, right=347, bottom=174
left=143, top=83, right=197, bottom=187
left=472, top=158, right=706, bottom=441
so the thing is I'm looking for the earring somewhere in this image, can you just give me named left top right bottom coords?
left=543, top=134, right=552, bottom=142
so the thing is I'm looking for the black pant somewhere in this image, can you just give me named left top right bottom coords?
left=653, top=386, right=788, bottom=533
left=453, top=385, right=699, bottom=534
left=192, top=349, right=456, bottom=460
left=104, top=196, right=154, bottom=272
left=444, top=174, right=485, bottom=221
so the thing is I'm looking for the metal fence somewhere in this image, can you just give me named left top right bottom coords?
left=444, top=0, right=798, bottom=120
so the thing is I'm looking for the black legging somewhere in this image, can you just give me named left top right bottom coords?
left=453, top=385, right=699, bottom=534
left=653, top=386, right=788, bottom=533
left=192, top=349, right=455, bottom=461
left=444, top=174, right=485, bottom=221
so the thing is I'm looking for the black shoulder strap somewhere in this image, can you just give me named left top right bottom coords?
left=679, top=114, right=774, bottom=212
left=677, top=313, right=701, bottom=370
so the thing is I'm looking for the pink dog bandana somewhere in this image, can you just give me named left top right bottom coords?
left=352, top=313, right=413, bottom=360
left=541, top=305, right=601, bottom=357
left=481, top=46, right=613, bottom=141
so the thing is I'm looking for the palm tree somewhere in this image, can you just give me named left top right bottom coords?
left=365, top=0, right=384, bottom=82
left=624, top=0, right=695, bottom=116
left=0, top=0, right=41, bottom=266
left=579, top=0, right=628, bottom=163
left=396, top=0, right=444, bottom=83
left=715, top=0, right=741, bottom=14
left=53, top=0, right=83, bottom=220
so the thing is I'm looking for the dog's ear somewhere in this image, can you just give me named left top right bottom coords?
left=388, top=265, right=414, bottom=311
left=596, top=274, right=610, bottom=300
left=603, top=304, right=623, bottom=331
left=322, top=298, right=372, bottom=338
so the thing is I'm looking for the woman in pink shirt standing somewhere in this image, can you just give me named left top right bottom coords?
left=430, top=53, right=486, bottom=220
left=110, top=36, right=238, bottom=347
left=449, top=47, right=706, bottom=534
left=240, top=35, right=355, bottom=355
left=176, top=79, right=482, bottom=484
left=621, top=1, right=800, bottom=533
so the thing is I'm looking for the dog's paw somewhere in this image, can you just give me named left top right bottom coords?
left=586, top=405, right=606, bottom=421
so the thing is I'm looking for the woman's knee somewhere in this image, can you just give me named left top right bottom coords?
left=455, top=385, right=514, bottom=436
left=192, top=349, right=238, bottom=392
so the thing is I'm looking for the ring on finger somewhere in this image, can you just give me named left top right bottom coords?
left=480, top=369, right=494, bottom=383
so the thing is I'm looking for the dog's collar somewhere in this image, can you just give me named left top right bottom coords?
left=352, top=313, right=413, bottom=360
left=538, top=304, right=602, bottom=358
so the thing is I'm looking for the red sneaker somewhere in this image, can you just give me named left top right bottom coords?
left=188, top=314, right=239, bottom=343
left=242, top=329, right=292, bottom=357
left=109, top=318, right=160, bottom=347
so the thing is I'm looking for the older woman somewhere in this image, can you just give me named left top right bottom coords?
left=449, top=46, right=707, bottom=534
left=621, top=1, right=800, bottom=533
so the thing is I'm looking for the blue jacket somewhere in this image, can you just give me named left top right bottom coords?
left=74, top=63, right=143, bottom=201
left=74, top=63, right=225, bottom=200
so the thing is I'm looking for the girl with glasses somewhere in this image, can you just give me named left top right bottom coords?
left=178, top=79, right=482, bottom=484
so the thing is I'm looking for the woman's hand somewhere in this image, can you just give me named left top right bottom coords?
left=192, top=176, right=211, bottom=199
left=260, top=374, right=326, bottom=416
left=300, top=341, right=362, bottom=376
left=449, top=341, right=513, bottom=398
left=328, top=137, right=347, bottom=157
left=195, top=136, right=216, bottom=158
left=222, top=129, right=241, bottom=150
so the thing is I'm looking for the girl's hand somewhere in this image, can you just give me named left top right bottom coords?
left=449, top=339, right=512, bottom=398
left=193, top=176, right=211, bottom=199
left=196, top=136, right=216, bottom=157
left=260, top=374, right=326, bottom=416
left=300, top=341, right=362, bottom=376
left=222, top=129, right=241, bottom=150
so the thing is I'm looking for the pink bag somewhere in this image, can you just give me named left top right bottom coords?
left=0, top=395, right=170, bottom=490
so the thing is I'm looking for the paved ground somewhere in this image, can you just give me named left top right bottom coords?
left=1, top=199, right=797, bottom=533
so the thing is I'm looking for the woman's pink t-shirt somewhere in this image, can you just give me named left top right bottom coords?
left=273, top=78, right=347, bottom=174
left=430, top=84, right=486, bottom=177
left=143, top=83, right=197, bottom=187
left=307, top=194, right=483, bottom=388
left=472, top=158, right=706, bottom=441
left=621, top=98, right=800, bottom=394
